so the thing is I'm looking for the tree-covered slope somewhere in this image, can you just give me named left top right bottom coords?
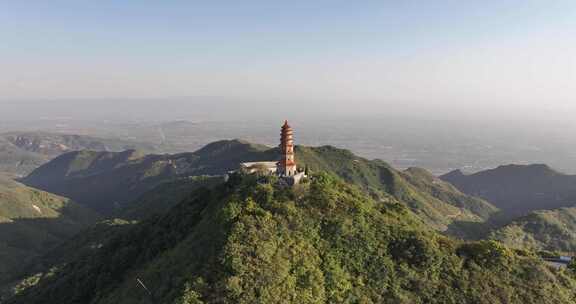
left=0, top=175, right=100, bottom=284
left=296, top=146, right=497, bottom=231
left=116, top=175, right=225, bottom=220
left=22, top=140, right=274, bottom=215
left=5, top=174, right=576, bottom=304
left=490, top=207, right=576, bottom=253
left=440, top=164, right=576, bottom=218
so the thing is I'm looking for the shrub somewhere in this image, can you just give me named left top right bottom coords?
left=388, top=231, right=436, bottom=268
left=568, top=259, right=576, bottom=274
left=457, top=240, right=514, bottom=269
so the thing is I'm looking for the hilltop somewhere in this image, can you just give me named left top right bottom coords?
left=5, top=174, right=576, bottom=304
left=22, top=140, right=496, bottom=231
left=441, top=164, right=576, bottom=218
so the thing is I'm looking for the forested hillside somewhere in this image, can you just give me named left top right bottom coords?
left=0, top=175, right=99, bottom=284
left=295, top=145, right=497, bottom=231
left=491, top=207, right=576, bottom=253
left=22, top=140, right=274, bottom=214
left=5, top=174, right=576, bottom=304
left=117, top=176, right=224, bottom=220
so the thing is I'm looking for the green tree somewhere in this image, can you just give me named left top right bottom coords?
left=568, top=259, right=576, bottom=274
left=178, top=283, right=204, bottom=304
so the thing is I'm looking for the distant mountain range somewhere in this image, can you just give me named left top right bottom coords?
left=440, top=164, right=576, bottom=218
left=0, top=175, right=99, bottom=284
left=22, top=140, right=496, bottom=232
left=0, top=132, right=160, bottom=176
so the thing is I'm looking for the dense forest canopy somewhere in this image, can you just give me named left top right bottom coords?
left=5, top=173, right=576, bottom=304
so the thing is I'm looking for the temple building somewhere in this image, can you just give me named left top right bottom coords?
left=239, top=161, right=277, bottom=175
left=239, top=120, right=306, bottom=185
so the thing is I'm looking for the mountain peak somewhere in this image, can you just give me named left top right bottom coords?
left=493, top=163, right=556, bottom=173
left=193, top=139, right=270, bottom=157
left=440, top=169, right=466, bottom=180
left=440, top=163, right=576, bottom=218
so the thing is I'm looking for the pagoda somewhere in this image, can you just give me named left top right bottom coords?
left=238, top=120, right=306, bottom=185
left=277, top=120, right=297, bottom=176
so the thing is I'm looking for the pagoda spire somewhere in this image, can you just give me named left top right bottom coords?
left=277, top=120, right=297, bottom=176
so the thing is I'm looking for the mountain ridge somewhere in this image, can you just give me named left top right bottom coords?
left=0, top=132, right=159, bottom=176
left=440, top=164, right=576, bottom=218
left=22, top=139, right=276, bottom=215
left=22, top=140, right=497, bottom=231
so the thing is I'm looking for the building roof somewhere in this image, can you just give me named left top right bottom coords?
left=240, top=161, right=278, bottom=168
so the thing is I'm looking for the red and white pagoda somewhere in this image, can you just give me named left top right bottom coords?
left=277, top=120, right=297, bottom=176
left=239, top=120, right=306, bottom=185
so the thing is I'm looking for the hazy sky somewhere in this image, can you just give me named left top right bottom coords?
left=1, top=1, right=576, bottom=118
